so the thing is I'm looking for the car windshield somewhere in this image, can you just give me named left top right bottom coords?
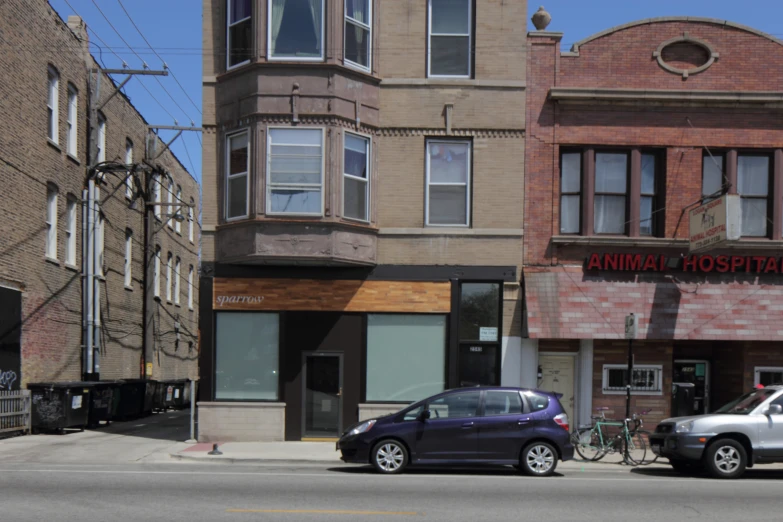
left=715, top=389, right=778, bottom=414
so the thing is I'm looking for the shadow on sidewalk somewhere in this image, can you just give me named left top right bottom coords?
left=328, top=465, right=565, bottom=478
left=630, top=466, right=783, bottom=480
left=32, top=409, right=191, bottom=443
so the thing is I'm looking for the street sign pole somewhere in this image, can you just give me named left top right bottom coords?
left=624, top=313, right=637, bottom=463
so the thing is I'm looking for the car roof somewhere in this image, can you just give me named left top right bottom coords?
left=443, top=386, right=557, bottom=395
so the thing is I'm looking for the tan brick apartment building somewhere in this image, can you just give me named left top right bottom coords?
left=199, top=0, right=526, bottom=441
left=0, top=0, right=199, bottom=390
left=524, top=16, right=783, bottom=429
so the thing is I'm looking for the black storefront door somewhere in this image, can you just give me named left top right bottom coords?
left=303, top=353, right=342, bottom=438
left=673, top=360, right=710, bottom=414
left=0, top=287, right=22, bottom=391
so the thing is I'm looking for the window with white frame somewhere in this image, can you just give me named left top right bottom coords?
left=97, top=201, right=104, bottom=277
left=154, top=245, right=161, bottom=298
left=268, top=128, right=323, bottom=215
left=45, top=184, right=58, bottom=259
left=47, top=67, right=59, bottom=143
left=188, top=200, right=195, bottom=243
left=125, top=140, right=134, bottom=199
left=166, top=252, right=173, bottom=302
left=343, top=133, right=369, bottom=221
left=175, top=257, right=181, bottom=305
left=269, top=0, right=324, bottom=61
left=124, top=229, right=133, bottom=287
left=602, top=364, right=663, bottom=395
left=97, top=114, right=106, bottom=163
left=167, top=179, right=174, bottom=229
left=65, top=196, right=77, bottom=266
left=153, top=173, right=162, bottom=220
left=175, top=185, right=182, bottom=234
left=428, top=0, right=472, bottom=78
left=67, top=85, right=77, bottom=156
left=188, top=264, right=194, bottom=310
left=426, top=140, right=471, bottom=226
left=738, top=154, right=771, bottom=237
left=344, top=0, right=371, bottom=70
left=755, top=366, right=783, bottom=387
left=227, top=0, right=252, bottom=68
left=226, top=131, right=249, bottom=219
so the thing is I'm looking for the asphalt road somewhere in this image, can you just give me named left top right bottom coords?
left=1, top=462, right=782, bottom=522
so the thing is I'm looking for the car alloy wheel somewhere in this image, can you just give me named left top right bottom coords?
left=704, top=439, right=746, bottom=479
left=521, top=442, right=557, bottom=477
left=372, top=440, right=408, bottom=474
left=714, top=446, right=741, bottom=474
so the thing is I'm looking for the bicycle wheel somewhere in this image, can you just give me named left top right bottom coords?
left=624, top=431, right=646, bottom=466
left=635, top=430, right=659, bottom=465
left=572, top=427, right=606, bottom=461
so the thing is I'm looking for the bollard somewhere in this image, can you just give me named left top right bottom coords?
left=208, top=443, right=223, bottom=456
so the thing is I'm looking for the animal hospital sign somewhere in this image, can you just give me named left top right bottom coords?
left=586, top=253, right=783, bottom=274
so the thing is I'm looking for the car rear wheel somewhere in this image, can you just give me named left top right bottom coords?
left=704, top=439, right=746, bottom=479
left=371, top=440, right=409, bottom=474
left=520, top=442, right=558, bottom=477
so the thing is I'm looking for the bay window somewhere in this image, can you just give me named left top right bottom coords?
left=428, top=0, right=472, bottom=78
left=267, top=128, right=323, bottom=215
left=269, top=0, right=324, bottom=61
left=344, top=0, right=371, bottom=70
left=426, top=140, right=471, bottom=226
left=226, top=130, right=249, bottom=220
left=343, top=133, right=369, bottom=221
left=227, top=0, right=252, bottom=68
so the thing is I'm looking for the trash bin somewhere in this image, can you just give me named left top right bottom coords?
left=142, top=379, right=156, bottom=416
left=28, top=382, right=92, bottom=433
left=114, top=379, right=144, bottom=420
left=170, top=379, right=188, bottom=410
left=671, top=382, right=696, bottom=417
left=86, top=381, right=115, bottom=428
left=151, top=381, right=166, bottom=412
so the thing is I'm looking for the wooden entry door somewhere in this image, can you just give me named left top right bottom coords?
left=538, top=355, right=576, bottom=423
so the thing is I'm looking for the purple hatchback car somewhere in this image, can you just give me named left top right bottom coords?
left=337, top=386, right=574, bottom=475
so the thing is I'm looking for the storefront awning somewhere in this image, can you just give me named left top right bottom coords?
left=523, top=266, right=783, bottom=341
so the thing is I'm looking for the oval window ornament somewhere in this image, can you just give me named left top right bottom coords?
left=653, top=32, right=719, bottom=79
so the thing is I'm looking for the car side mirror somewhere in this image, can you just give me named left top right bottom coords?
left=418, top=409, right=431, bottom=421
left=763, top=404, right=783, bottom=416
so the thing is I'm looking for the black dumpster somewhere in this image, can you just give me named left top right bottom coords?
left=86, top=381, right=115, bottom=428
left=28, top=382, right=92, bottom=433
left=151, top=381, right=166, bottom=412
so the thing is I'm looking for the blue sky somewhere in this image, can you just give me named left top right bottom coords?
left=48, top=1, right=783, bottom=187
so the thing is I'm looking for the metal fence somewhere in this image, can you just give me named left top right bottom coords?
left=0, top=390, right=31, bottom=435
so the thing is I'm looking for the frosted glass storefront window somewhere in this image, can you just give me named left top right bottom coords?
left=366, top=314, right=446, bottom=402
left=216, top=313, right=279, bottom=400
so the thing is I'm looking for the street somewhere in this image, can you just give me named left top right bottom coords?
left=1, top=461, right=782, bottom=521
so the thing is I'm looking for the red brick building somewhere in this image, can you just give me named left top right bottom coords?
left=524, top=16, right=783, bottom=429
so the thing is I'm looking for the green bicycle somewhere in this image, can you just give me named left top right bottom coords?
left=571, top=408, right=649, bottom=466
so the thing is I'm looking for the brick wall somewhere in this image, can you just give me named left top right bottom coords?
left=0, top=0, right=199, bottom=386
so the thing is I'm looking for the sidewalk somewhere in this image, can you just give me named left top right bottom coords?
left=170, top=441, right=668, bottom=470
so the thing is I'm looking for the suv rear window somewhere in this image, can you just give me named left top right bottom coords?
left=523, top=391, right=550, bottom=412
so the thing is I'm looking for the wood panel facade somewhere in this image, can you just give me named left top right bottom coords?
left=212, top=278, right=451, bottom=313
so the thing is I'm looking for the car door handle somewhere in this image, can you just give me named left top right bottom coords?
left=518, top=418, right=531, bottom=425
left=462, top=422, right=475, bottom=428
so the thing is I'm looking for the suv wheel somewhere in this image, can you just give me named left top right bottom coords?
left=371, top=440, right=409, bottom=474
left=520, top=442, right=558, bottom=477
left=704, top=439, right=747, bottom=479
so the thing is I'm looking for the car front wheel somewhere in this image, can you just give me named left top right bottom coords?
left=520, top=442, right=558, bottom=477
left=371, top=440, right=409, bottom=474
left=704, top=439, right=747, bottom=479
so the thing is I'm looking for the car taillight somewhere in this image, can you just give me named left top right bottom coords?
left=554, top=413, right=569, bottom=432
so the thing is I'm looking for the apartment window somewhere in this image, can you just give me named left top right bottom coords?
left=153, top=173, right=162, bottom=220
left=166, top=252, right=173, bottom=302
left=124, top=229, right=133, bottom=287
left=428, top=0, right=472, bottom=78
left=167, top=179, right=174, bottom=229
left=154, top=246, right=161, bottom=298
left=97, top=114, right=106, bottom=163
left=175, top=185, right=183, bottom=234
left=188, top=200, right=195, bottom=243
left=226, top=131, right=249, bottom=220
left=65, top=196, right=77, bottom=266
left=343, top=133, right=369, bottom=221
left=188, top=265, right=194, bottom=310
left=560, top=153, right=581, bottom=234
left=640, top=154, right=658, bottom=236
left=227, top=0, right=252, bottom=68
left=125, top=140, right=134, bottom=199
left=737, top=154, right=770, bottom=237
left=702, top=154, right=724, bottom=203
left=174, top=257, right=181, bottom=305
left=47, top=67, right=59, bottom=143
left=602, top=365, right=662, bottom=395
left=426, top=140, right=471, bottom=226
left=344, top=0, right=371, bottom=70
left=594, top=153, right=628, bottom=234
left=267, top=128, right=323, bottom=215
left=97, top=206, right=104, bottom=277
left=45, top=184, right=58, bottom=259
left=755, top=366, right=783, bottom=387
left=66, top=85, right=77, bottom=156
left=269, top=0, right=324, bottom=60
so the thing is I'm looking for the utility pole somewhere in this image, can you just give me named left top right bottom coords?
left=624, top=313, right=637, bottom=463
left=83, top=66, right=167, bottom=381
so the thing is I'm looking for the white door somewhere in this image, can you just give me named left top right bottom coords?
left=538, top=355, right=576, bottom=424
